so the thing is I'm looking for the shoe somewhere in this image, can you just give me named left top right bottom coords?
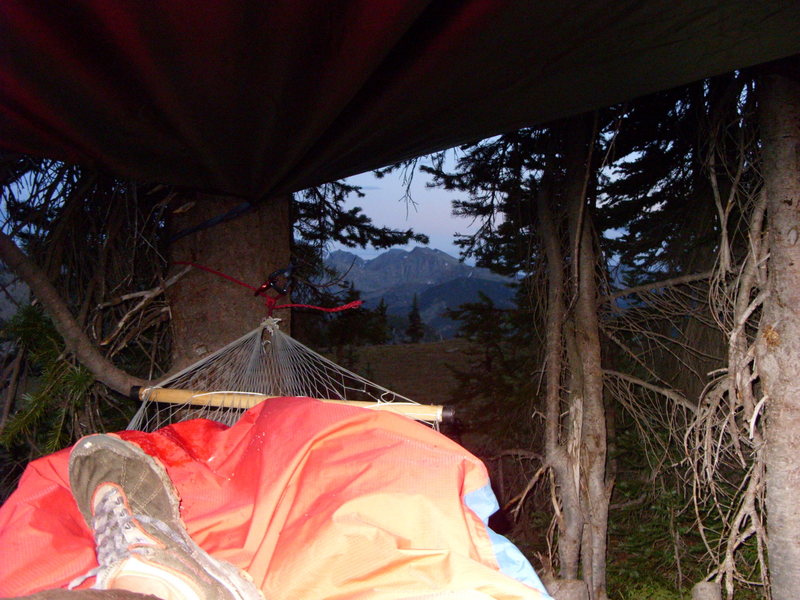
left=68, top=434, right=262, bottom=600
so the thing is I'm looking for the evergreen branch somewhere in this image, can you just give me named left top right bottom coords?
left=44, top=405, right=69, bottom=454
left=0, top=393, right=47, bottom=447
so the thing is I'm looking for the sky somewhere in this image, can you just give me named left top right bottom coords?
left=331, top=162, right=477, bottom=261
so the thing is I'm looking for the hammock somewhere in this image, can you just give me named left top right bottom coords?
left=1, top=322, right=554, bottom=598
left=128, top=317, right=452, bottom=431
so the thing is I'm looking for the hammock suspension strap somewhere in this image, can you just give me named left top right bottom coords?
left=174, top=261, right=363, bottom=316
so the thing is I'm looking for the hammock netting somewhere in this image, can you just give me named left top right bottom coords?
left=128, top=317, right=439, bottom=432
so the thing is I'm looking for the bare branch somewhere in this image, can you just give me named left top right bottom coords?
left=598, top=270, right=713, bottom=305
left=604, top=369, right=697, bottom=413
left=0, top=230, right=147, bottom=394
left=609, top=492, right=648, bottom=511
left=490, top=449, right=545, bottom=462
left=99, top=266, right=190, bottom=346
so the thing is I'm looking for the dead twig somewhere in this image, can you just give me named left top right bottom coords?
left=98, top=266, right=190, bottom=347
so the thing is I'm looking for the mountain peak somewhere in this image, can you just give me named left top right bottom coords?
left=326, top=249, right=365, bottom=266
left=325, top=246, right=507, bottom=296
left=322, top=247, right=514, bottom=339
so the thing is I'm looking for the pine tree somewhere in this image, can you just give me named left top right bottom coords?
left=294, top=180, right=429, bottom=251
left=327, top=284, right=368, bottom=357
left=425, top=114, right=615, bottom=593
left=599, top=72, right=753, bottom=278
left=405, top=294, right=424, bottom=343
left=368, top=298, right=390, bottom=345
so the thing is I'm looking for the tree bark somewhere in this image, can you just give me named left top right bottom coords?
left=755, top=59, right=800, bottom=600
left=564, top=114, right=610, bottom=600
left=537, top=180, right=583, bottom=579
left=0, top=230, right=146, bottom=394
left=166, top=194, right=292, bottom=370
left=572, top=220, right=610, bottom=600
left=536, top=115, right=610, bottom=598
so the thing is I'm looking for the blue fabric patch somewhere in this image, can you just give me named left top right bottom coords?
left=463, top=484, right=553, bottom=599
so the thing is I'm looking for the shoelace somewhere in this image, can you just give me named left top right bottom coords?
left=69, top=487, right=187, bottom=589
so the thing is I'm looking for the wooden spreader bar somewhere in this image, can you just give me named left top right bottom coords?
left=130, top=386, right=455, bottom=424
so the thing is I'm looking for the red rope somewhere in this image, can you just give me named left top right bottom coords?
left=262, top=296, right=363, bottom=314
left=174, top=261, right=363, bottom=316
left=175, top=261, right=258, bottom=292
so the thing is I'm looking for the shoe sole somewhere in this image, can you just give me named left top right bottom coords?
left=69, top=434, right=263, bottom=600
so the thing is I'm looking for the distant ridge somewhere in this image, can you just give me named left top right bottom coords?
left=325, top=247, right=514, bottom=338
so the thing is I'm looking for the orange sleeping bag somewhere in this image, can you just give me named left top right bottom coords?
left=0, top=397, right=551, bottom=599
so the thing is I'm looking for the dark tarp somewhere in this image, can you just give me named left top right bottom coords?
left=2, top=1, right=799, bottom=201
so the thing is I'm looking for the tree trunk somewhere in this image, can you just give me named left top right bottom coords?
left=564, top=114, right=610, bottom=600
left=166, top=194, right=292, bottom=370
left=572, top=219, right=610, bottom=600
left=537, top=181, right=583, bottom=579
left=536, top=115, right=610, bottom=598
left=0, top=193, right=293, bottom=393
left=755, top=59, right=800, bottom=600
